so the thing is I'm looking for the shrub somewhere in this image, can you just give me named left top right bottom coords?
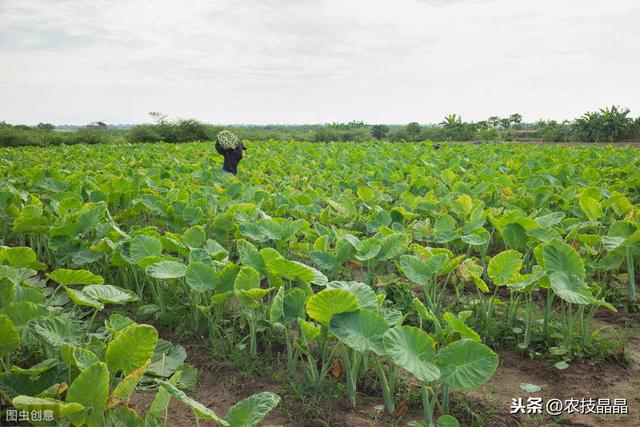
left=127, top=118, right=215, bottom=143
left=127, top=124, right=163, bottom=143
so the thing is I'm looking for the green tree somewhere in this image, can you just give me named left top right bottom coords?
left=371, top=124, right=390, bottom=140
left=406, top=122, right=421, bottom=140
left=36, top=123, right=55, bottom=132
left=440, top=114, right=462, bottom=128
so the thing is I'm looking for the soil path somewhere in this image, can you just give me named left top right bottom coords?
left=130, top=323, right=639, bottom=426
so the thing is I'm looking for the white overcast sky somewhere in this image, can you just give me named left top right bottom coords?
left=0, top=0, right=638, bottom=125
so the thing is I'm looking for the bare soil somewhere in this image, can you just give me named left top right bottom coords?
left=130, top=317, right=639, bottom=427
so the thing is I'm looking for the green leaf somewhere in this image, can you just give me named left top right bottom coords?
left=443, top=312, right=481, bottom=342
left=110, top=407, right=145, bottom=427
left=306, top=288, right=359, bottom=326
left=330, top=309, right=389, bottom=356
left=377, top=233, right=407, bottom=261
left=461, top=234, right=489, bottom=246
left=548, top=271, right=594, bottom=305
left=156, top=379, right=229, bottom=425
left=224, top=392, right=281, bottom=427
left=437, top=414, right=460, bottom=427
left=237, top=239, right=266, bottom=273
left=3, top=301, right=47, bottom=327
left=145, top=260, right=187, bottom=279
left=0, top=314, right=21, bottom=352
left=28, top=317, right=83, bottom=349
left=65, top=286, right=104, bottom=310
left=355, top=238, right=381, bottom=261
left=47, top=269, right=104, bottom=286
left=111, top=360, right=149, bottom=404
left=579, top=195, right=603, bottom=221
left=380, top=307, right=404, bottom=326
left=185, top=262, right=218, bottom=292
left=234, top=266, right=261, bottom=290
left=357, top=187, right=375, bottom=202
left=146, top=340, right=187, bottom=377
left=10, top=359, right=58, bottom=376
left=282, top=288, right=307, bottom=323
left=487, top=250, right=522, bottom=285
left=267, top=258, right=316, bottom=283
left=269, top=287, right=285, bottom=325
left=541, top=239, right=585, bottom=279
left=129, top=235, right=163, bottom=261
left=83, top=285, right=139, bottom=304
left=0, top=247, right=45, bottom=269
left=399, top=254, right=447, bottom=285
left=326, top=281, right=377, bottom=310
left=73, top=348, right=100, bottom=371
left=12, top=396, right=84, bottom=418
left=106, top=324, right=158, bottom=375
left=66, top=362, right=109, bottom=427
left=183, top=226, right=206, bottom=248
left=147, top=372, right=181, bottom=422
left=105, top=313, right=135, bottom=334
left=436, top=339, right=498, bottom=390
left=383, top=326, right=440, bottom=383
left=520, top=383, right=542, bottom=393
left=298, top=318, right=321, bottom=341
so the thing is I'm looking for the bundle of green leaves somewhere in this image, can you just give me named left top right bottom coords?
left=216, top=130, right=240, bottom=150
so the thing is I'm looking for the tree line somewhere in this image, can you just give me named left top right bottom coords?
left=1, top=106, right=639, bottom=147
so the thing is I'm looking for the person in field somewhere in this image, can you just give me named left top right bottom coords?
left=215, top=130, right=245, bottom=175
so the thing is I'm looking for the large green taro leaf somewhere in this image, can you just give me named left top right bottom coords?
left=305, top=288, right=359, bottom=326
left=330, top=309, right=389, bottom=356
left=156, top=379, right=228, bottom=425
left=436, top=339, right=498, bottom=390
left=487, top=250, right=522, bottom=285
left=0, top=314, right=20, bottom=352
left=224, top=392, right=281, bottom=427
left=47, top=268, right=104, bottom=285
left=383, top=326, right=440, bottom=383
left=326, top=281, right=377, bottom=310
left=548, top=271, right=594, bottom=305
left=106, top=324, right=158, bottom=375
left=66, top=362, right=109, bottom=427
left=541, top=239, right=585, bottom=278
left=145, top=260, right=187, bottom=279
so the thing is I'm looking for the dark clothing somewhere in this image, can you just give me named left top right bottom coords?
left=215, top=142, right=245, bottom=175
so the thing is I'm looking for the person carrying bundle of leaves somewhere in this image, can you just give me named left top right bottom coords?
left=215, top=129, right=246, bottom=175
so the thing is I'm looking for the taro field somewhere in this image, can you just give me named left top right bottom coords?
left=0, top=140, right=639, bottom=426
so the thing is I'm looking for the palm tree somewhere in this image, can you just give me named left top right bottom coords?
left=599, top=106, right=632, bottom=142
left=440, top=114, right=462, bottom=128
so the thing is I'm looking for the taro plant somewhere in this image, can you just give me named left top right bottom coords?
left=270, top=286, right=307, bottom=376
left=383, top=321, right=498, bottom=426
left=156, top=380, right=281, bottom=427
left=330, top=308, right=396, bottom=413
left=602, top=221, right=639, bottom=305
left=536, top=239, right=616, bottom=357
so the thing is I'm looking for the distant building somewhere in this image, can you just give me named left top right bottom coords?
left=86, top=121, right=107, bottom=129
